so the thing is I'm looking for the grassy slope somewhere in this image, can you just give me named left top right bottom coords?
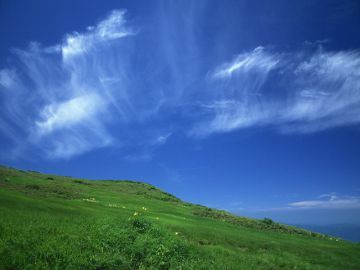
left=0, top=166, right=359, bottom=269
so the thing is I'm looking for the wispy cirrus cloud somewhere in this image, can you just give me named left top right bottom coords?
left=192, top=47, right=360, bottom=136
left=192, top=47, right=281, bottom=136
left=0, top=68, right=17, bottom=88
left=282, top=49, right=360, bottom=133
left=1, top=7, right=360, bottom=160
left=0, top=10, right=134, bottom=159
left=288, top=193, right=360, bottom=210
left=229, top=193, right=360, bottom=213
left=212, top=46, right=279, bottom=79
left=0, top=7, right=193, bottom=160
left=62, top=10, right=132, bottom=60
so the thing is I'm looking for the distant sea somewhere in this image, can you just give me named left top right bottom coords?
left=294, top=224, right=360, bottom=243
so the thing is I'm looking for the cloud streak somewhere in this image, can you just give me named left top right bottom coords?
left=192, top=47, right=360, bottom=136
left=212, top=46, right=279, bottom=79
left=62, top=10, right=133, bottom=60
left=0, top=10, right=134, bottom=159
left=288, top=193, right=360, bottom=210
left=232, top=193, right=360, bottom=213
left=1, top=8, right=360, bottom=159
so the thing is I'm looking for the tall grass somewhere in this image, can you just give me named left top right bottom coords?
left=1, top=166, right=360, bottom=269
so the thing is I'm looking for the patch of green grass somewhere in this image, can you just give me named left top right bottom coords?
left=192, top=206, right=327, bottom=238
left=0, top=166, right=360, bottom=269
left=0, top=214, right=197, bottom=269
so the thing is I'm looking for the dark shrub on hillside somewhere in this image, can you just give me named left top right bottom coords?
left=96, top=217, right=196, bottom=269
left=129, top=218, right=152, bottom=234
left=25, top=184, right=40, bottom=190
left=73, top=180, right=90, bottom=185
left=1, top=178, right=10, bottom=182
left=262, top=218, right=274, bottom=226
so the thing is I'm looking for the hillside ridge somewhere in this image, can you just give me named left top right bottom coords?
left=1, top=165, right=360, bottom=269
left=0, top=165, right=330, bottom=238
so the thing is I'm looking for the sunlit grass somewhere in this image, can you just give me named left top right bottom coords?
left=1, top=166, right=360, bottom=269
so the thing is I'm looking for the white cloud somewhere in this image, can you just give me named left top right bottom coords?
left=96, top=10, right=131, bottom=39
left=1, top=6, right=360, bottom=161
left=288, top=194, right=360, bottom=209
left=213, top=46, right=279, bottom=79
left=0, top=69, right=17, bottom=88
left=192, top=47, right=360, bottom=136
left=282, top=50, right=360, bottom=133
left=0, top=9, right=133, bottom=159
left=154, top=133, right=172, bottom=145
left=46, top=130, right=112, bottom=159
left=0, top=9, right=181, bottom=160
left=35, top=93, right=105, bottom=135
left=237, top=193, right=360, bottom=212
left=62, top=10, right=133, bottom=60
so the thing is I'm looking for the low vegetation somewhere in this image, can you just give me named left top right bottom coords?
left=0, top=166, right=359, bottom=269
left=192, top=206, right=325, bottom=237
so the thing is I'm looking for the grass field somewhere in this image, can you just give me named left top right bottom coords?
left=0, top=166, right=359, bottom=269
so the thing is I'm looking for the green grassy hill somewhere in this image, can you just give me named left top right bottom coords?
left=0, top=166, right=359, bottom=269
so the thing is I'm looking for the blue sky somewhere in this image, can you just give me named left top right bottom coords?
left=1, top=0, right=360, bottom=225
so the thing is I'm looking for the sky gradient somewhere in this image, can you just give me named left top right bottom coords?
left=1, top=0, right=360, bottom=226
